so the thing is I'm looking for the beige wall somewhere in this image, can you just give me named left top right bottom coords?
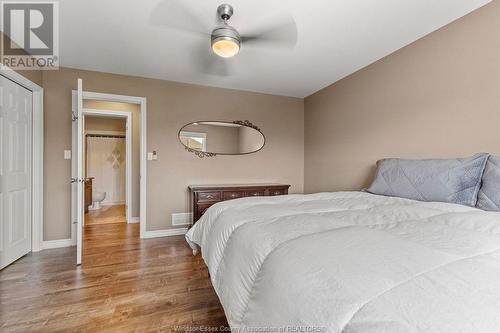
left=83, top=101, right=141, bottom=218
left=85, top=116, right=126, bottom=132
left=304, top=0, right=500, bottom=193
left=42, top=68, right=304, bottom=240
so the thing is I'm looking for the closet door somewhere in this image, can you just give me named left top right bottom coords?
left=0, top=75, right=33, bottom=270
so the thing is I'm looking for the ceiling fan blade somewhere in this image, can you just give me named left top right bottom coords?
left=241, top=15, right=298, bottom=49
left=191, top=43, right=234, bottom=77
left=149, top=0, right=210, bottom=36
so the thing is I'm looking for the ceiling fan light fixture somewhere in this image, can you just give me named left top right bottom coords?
left=211, top=20, right=241, bottom=58
left=212, top=36, right=240, bottom=58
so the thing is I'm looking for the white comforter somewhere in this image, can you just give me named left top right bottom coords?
left=185, top=192, right=500, bottom=332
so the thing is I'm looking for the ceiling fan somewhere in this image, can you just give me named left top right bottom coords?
left=151, top=1, right=298, bottom=75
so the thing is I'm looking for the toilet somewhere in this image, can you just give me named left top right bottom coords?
left=89, top=190, right=106, bottom=211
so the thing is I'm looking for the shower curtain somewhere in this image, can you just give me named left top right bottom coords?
left=86, top=136, right=126, bottom=205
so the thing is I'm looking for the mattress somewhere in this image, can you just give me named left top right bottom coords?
left=186, top=191, right=500, bottom=332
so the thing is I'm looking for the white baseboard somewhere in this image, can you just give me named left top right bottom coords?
left=102, top=201, right=125, bottom=206
left=42, top=222, right=76, bottom=250
left=42, top=238, right=76, bottom=250
left=142, top=228, right=188, bottom=239
left=128, top=217, right=140, bottom=223
left=42, top=225, right=186, bottom=248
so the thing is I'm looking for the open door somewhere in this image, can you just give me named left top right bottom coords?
left=72, top=79, right=84, bottom=265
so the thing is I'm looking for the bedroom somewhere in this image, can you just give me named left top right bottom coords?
left=1, top=0, right=499, bottom=332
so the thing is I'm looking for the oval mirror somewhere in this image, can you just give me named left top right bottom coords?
left=179, top=121, right=265, bottom=157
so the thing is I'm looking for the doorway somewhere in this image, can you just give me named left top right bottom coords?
left=71, top=84, right=147, bottom=265
left=83, top=110, right=134, bottom=227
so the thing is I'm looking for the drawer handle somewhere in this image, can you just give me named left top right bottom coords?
left=273, top=191, right=281, bottom=195
left=231, top=193, right=239, bottom=198
left=252, top=193, right=259, bottom=196
left=206, top=195, right=214, bottom=199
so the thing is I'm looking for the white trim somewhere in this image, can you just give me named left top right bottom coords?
left=72, top=91, right=147, bottom=239
left=0, top=65, right=42, bottom=91
left=128, top=217, right=140, bottom=223
left=0, top=64, right=44, bottom=253
left=42, top=239, right=75, bottom=250
left=83, top=108, right=133, bottom=223
left=101, top=201, right=126, bottom=206
left=44, top=215, right=76, bottom=250
left=142, top=228, right=188, bottom=239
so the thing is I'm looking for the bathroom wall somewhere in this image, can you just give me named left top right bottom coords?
left=85, top=116, right=126, bottom=132
left=86, top=136, right=126, bottom=205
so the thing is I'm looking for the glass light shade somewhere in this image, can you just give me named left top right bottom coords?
left=212, top=39, right=240, bottom=58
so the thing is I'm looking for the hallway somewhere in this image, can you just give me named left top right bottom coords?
left=0, top=223, right=228, bottom=332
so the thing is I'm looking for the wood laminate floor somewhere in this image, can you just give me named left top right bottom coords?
left=0, top=223, right=228, bottom=332
left=85, top=204, right=126, bottom=225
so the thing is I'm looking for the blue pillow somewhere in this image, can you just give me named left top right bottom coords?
left=367, top=154, right=489, bottom=207
left=476, top=155, right=500, bottom=211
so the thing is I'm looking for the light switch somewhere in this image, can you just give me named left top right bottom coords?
left=152, top=150, right=158, bottom=160
left=147, top=152, right=153, bottom=161
left=64, top=150, right=72, bottom=160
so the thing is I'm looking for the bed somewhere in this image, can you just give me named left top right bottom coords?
left=186, top=191, right=500, bottom=332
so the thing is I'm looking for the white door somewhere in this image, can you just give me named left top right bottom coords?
left=72, top=79, right=84, bottom=265
left=0, top=75, right=33, bottom=270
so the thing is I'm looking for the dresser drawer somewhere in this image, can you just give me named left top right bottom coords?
left=246, top=190, right=266, bottom=197
left=197, top=191, right=221, bottom=202
left=223, top=191, right=244, bottom=200
left=197, top=203, right=214, bottom=218
left=269, top=188, right=286, bottom=196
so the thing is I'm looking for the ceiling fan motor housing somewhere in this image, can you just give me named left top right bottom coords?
left=217, top=4, right=234, bottom=21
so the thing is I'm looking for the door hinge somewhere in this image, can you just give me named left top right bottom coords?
left=72, top=112, right=78, bottom=121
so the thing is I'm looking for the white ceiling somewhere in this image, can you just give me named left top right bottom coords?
left=60, top=0, right=491, bottom=98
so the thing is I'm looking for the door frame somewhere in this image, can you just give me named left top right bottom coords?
left=0, top=64, right=44, bottom=252
left=71, top=91, right=147, bottom=238
left=82, top=109, right=134, bottom=223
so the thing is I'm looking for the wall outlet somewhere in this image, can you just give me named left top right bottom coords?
left=172, top=213, right=193, bottom=226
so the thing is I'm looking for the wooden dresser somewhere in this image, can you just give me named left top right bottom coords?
left=189, top=184, right=291, bottom=223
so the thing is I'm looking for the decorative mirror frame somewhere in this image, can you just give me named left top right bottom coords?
left=179, top=120, right=265, bottom=158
